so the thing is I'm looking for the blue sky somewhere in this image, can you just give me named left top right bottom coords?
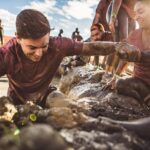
left=0, top=0, right=99, bottom=40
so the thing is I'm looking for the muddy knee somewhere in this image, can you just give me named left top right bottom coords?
left=116, top=78, right=142, bottom=102
left=115, top=79, right=125, bottom=93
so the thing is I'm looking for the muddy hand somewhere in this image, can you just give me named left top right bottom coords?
left=109, top=17, right=118, bottom=34
left=101, top=77, right=116, bottom=91
left=115, top=42, right=141, bottom=62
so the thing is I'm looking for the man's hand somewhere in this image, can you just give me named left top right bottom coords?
left=101, top=74, right=120, bottom=91
left=109, top=16, right=118, bottom=34
left=115, top=42, right=141, bottom=62
left=90, top=24, right=104, bottom=41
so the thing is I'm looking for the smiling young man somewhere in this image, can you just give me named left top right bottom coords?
left=0, top=9, right=118, bottom=106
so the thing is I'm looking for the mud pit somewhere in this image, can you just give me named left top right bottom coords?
left=0, top=66, right=150, bottom=150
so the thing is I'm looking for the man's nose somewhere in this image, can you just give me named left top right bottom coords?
left=134, top=13, right=140, bottom=21
left=35, top=48, right=43, bottom=57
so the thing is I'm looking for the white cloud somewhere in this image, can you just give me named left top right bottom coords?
left=21, top=0, right=99, bottom=20
left=22, top=0, right=56, bottom=14
left=83, top=27, right=91, bottom=39
left=21, top=0, right=65, bottom=19
left=59, top=18, right=78, bottom=27
left=0, top=9, right=16, bottom=35
left=62, top=0, right=98, bottom=20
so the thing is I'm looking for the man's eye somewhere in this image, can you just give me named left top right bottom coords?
left=42, top=45, right=48, bottom=48
left=30, top=47, right=37, bottom=50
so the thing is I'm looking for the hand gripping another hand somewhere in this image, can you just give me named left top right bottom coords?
left=115, top=42, right=141, bottom=62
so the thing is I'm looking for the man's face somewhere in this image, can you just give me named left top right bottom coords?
left=17, top=33, right=50, bottom=62
left=134, top=2, right=150, bottom=29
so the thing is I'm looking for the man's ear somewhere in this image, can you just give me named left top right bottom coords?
left=15, top=32, right=21, bottom=44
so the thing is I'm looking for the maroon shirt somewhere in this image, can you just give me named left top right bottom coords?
left=0, top=37, right=83, bottom=104
left=127, top=29, right=150, bottom=86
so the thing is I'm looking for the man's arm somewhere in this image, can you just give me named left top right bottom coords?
left=109, top=0, right=122, bottom=33
left=111, top=0, right=122, bottom=18
left=81, top=41, right=117, bottom=56
left=58, top=37, right=117, bottom=56
left=115, top=60, right=128, bottom=76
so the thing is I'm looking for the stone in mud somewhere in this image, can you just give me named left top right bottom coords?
left=0, top=120, right=17, bottom=138
left=46, top=90, right=72, bottom=108
left=46, top=107, right=88, bottom=129
left=68, top=83, right=102, bottom=99
left=19, top=124, right=70, bottom=150
left=0, top=134, right=19, bottom=150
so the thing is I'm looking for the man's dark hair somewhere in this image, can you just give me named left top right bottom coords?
left=16, top=9, right=50, bottom=39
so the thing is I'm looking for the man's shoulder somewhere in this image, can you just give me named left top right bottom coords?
left=49, top=36, right=82, bottom=55
left=49, top=36, right=73, bottom=48
left=1, top=37, right=17, bottom=51
left=0, top=37, right=18, bottom=58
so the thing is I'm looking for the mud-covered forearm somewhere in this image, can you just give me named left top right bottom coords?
left=140, top=51, right=150, bottom=63
left=111, top=0, right=122, bottom=18
left=81, top=41, right=117, bottom=56
left=115, top=60, right=128, bottom=75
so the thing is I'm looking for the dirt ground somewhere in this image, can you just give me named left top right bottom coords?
left=0, top=76, right=8, bottom=97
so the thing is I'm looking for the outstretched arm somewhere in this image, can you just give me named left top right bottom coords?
left=81, top=41, right=117, bottom=56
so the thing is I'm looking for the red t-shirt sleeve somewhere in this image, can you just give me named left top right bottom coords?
left=49, top=37, right=83, bottom=56
left=0, top=38, right=17, bottom=76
